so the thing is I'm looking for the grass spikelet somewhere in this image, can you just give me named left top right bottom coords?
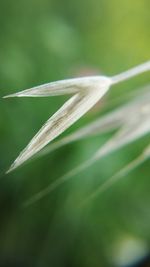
left=4, top=61, right=150, bottom=173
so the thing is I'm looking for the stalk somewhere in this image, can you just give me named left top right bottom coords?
left=111, top=61, right=150, bottom=85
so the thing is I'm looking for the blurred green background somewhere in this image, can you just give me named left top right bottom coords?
left=0, top=0, right=150, bottom=266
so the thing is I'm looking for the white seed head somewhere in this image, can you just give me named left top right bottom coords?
left=4, top=61, right=150, bottom=174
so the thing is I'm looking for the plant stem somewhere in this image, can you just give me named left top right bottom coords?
left=111, top=61, right=150, bottom=85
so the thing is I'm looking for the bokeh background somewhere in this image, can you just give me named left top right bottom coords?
left=0, top=0, right=150, bottom=266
